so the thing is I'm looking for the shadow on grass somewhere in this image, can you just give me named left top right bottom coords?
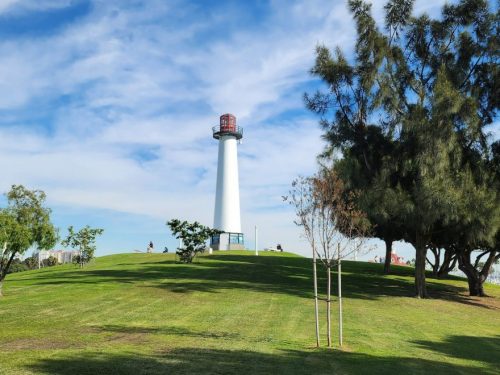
left=26, top=344, right=496, bottom=375
left=413, top=335, right=500, bottom=369
left=95, top=324, right=241, bottom=340
left=16, top=254, right=492, bottom=308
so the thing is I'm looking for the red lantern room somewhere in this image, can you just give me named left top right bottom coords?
left=213, top=113, right=243, bottom=140
left=220, top=114, right=236, bottom=132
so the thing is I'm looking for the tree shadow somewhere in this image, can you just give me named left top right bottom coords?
left=26, top=345, right=495, bottom=375
left=94, top=324, right=241, bottom=340
left=15, top=254, right=496, bottom=308
left=412, top=335, right=500, bottom=369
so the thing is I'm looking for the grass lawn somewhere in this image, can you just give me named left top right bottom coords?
left=0, top=251, right=499, bottom=374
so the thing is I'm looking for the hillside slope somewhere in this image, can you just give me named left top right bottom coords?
left=0, top=251, right=499, bottom=375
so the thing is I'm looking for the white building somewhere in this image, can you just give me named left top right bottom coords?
left=211, top=113, right=245, bottom=250
left=38, top=249, right=79, bottom=264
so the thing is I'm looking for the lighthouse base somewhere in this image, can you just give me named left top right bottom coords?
left=210, top=232, right=244, bottom=251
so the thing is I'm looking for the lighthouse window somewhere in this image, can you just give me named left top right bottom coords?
left=211, top=234, right=220, bottom=245
left=229, top=233, right=244, bottom=244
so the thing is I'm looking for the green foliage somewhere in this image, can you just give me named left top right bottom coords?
left=23, top=256, right=38, bottom=270
left=167, top=219, right=221, bottom=263
left=5, top=259, right=28, bottom=274
left=72, top=255, right=83, bottom=266
left=306, top=0, right=498, bottom=298
left=6, top=185, right=59, bottom=251
left=61, top=226, right=104, bottom=268
left=44, top=256, right=58, bottom=267
left=0, top=185, right=57, bottom=294
left=0, top=210, right=32, bottom=262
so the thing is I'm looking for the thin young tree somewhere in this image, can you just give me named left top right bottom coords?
left=167, top=219, right=221, bottom=263
left=62, top=226, right=104, bottom=268
left=287, top=169, right=370, bottom=348
left=285, top=176, right=321, bottom=348
left=312, top=168, right=370, bottom=347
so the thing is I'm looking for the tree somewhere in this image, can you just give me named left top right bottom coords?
left=285, top=176, right=321, bottom=347
left=334, top=146, right=407, bottom=274
left=382, top=0, right=498, bottom=297
left=61, top=226, right=104, bottom=268
left=23, top=255, right=38, bottom=270
left=166, top=219, right=221, bottom=263
left=287, top=168, right=370, bottom=348
left=0, top=185, right=57, bottom=296
left=454, top=141, right=500, bottom=296
left=44, top=255, right=58, bottom=267
left=314, top=168, right=370, bottom=347
left=306, top=0, right=498, bottom=298
left=5, top=259, right=28, bottom=274
left=305, top=0, right=409, bottom=277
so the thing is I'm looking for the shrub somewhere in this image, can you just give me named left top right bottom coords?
left=7, top=261, right=28, bottom=274
left=24, top=256, right=38, bottom=270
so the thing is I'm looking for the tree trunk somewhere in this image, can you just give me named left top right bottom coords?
left=468, top=276, right=485, bottom=297
left=437, top=249, right=456, bottom=279
left=427, top=247, right=440, bottom=278
left=312, top=251, right=320, bottom=348
left=383, top=239, right=392, bottom=274
left=0, top=251, right=17, bottom=298
left=457, top=250, right=496, bottom=297
left=414, top=236, right=428, bottom=298
left=0, top=265, right=3, bottom=298
left=458, top=257, right=485, bottom=296
left=338, top=257, right=343, bottom=347
left=326, top=264, right=332, bottom=348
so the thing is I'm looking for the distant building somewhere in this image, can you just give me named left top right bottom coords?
left=386, top=252, right=406, bottom=266
left=371, top=252, right=407, bottom=266
left=37, top=250, right=79, bottom=264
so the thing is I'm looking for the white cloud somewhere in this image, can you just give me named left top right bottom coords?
left=0, top=0, right=82, bottom=15
left=0, top=0, right=482, bottom=258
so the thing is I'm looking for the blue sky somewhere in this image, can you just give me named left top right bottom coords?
left=0, top=0, right=498, bottom=260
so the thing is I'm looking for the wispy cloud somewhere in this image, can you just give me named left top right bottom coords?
left=0, top=0, right=493, bottom=258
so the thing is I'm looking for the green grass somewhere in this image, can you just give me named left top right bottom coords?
left=0, top=251, right=499, bottom=375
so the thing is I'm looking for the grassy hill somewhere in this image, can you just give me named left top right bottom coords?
left=0, top=251, right=499, bottom=375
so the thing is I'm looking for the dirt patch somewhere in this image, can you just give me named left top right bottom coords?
left=431, top=288, right=500, bottom=310
left=462, top=295, right=500, bottom=310
left=0, top=337, right=80, bottom=351
left=104, top=331, right=150, bottom=344
left=86, top=325, right=152, bottom=345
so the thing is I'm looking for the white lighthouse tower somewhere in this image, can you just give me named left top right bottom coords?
left=211, top=113, right=244, bottom=250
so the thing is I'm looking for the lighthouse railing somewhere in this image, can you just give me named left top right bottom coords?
left=212, top=125, right=243, bottom=140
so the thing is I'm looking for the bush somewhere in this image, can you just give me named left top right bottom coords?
left=41, top=256, right=58, bottom=267
left=7, top=261, right=28, bottom=274
left=24, top=256, right=38, bottom=270
left=47, top=256, right=58, bottom=266
left=167, top=219, right=221, bottom=263
left=72, top=255, right=82, bottom=265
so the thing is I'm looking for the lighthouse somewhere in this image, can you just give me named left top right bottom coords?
left=211, top=114, right=244, bottom=250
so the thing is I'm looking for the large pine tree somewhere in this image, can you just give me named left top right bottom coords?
left=306, top=0, right=499, bottom=298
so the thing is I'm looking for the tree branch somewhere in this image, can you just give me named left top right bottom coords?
left=474, top=250, right=489, bottom=269
left=480, top=251, right=497, bottom=278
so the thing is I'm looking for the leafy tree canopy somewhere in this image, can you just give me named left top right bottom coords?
left=305, top=0, right=498, bottom=297
left=167, top=219, right=221, bottom=263
left=62, top=225, right=104, bottom=268
left=0, top=185, right=57, bottom=296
